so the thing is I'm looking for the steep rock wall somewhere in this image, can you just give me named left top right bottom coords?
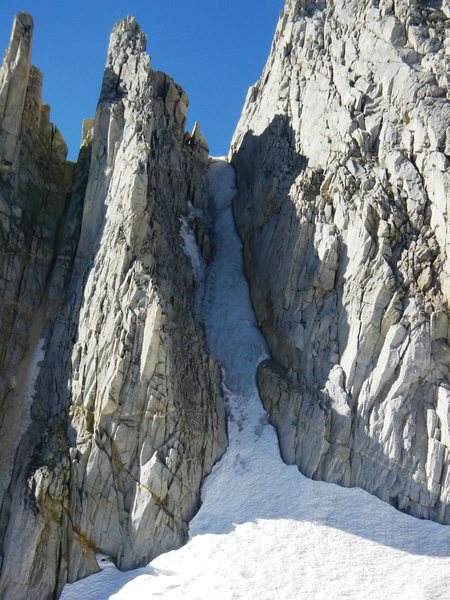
left=0, top=15, right=226, bottom=599
left=0, top=11, right=81, bottom=525
left=231, top=0, right=450, bottom=523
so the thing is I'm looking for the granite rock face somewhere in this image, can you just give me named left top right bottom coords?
left=231, top=0, right=450, bottom=523
left=0, top=14, right=226, bottom=599
left=0, top=11, right=79, bottom=526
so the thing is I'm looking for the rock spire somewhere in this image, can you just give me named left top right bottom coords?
left=0, top=14, right=225, bottom=599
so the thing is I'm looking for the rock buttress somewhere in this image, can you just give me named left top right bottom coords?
left=0, top=15, right=226, bottom=599
left=231, top=0, right=450, bottom=523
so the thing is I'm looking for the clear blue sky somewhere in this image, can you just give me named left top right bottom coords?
left=0, top=1, right=283, bottom=160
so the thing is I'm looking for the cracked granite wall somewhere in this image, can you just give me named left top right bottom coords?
left=0, top=11, right=80, bottom=533
left=0, top=15, right=226, bottom=599
left=231, top=0, right=450, bottom=523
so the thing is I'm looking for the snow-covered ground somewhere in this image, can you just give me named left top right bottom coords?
left=61, top=160, right=450, bottom=600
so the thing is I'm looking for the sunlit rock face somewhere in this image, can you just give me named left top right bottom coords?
left=0, top=14, right=226, bottom=599
left=231, top=0, right=450, bottom=524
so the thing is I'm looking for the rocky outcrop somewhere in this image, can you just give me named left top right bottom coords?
left=0, top=14, right=226, bottom=599
left=231, top=0, right=450, bottom=523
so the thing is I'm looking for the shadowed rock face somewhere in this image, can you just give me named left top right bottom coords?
left=231, top=0, right=450, bottom=524
left=0, top=14, right=226, bottom=599
left=0, top=11, right=79, bottom=532
left=1, top=1, right=449, bottom=597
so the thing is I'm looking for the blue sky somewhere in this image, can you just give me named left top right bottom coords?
left=0, top=1, right=283, bottom=160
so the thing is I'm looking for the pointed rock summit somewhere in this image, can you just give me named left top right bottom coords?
left=99, top=16, right=150, bottom=104
left=107, top=15, right=148, bottom=68
left=0, top=12, right=33, bottom=163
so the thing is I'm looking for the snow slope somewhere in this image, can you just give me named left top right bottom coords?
left=61, top=160, right=450, bottom=600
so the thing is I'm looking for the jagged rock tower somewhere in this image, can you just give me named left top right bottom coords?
left=0, top=13, right=225, bottom=599
left=231, top=0, right=450, bottom=523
